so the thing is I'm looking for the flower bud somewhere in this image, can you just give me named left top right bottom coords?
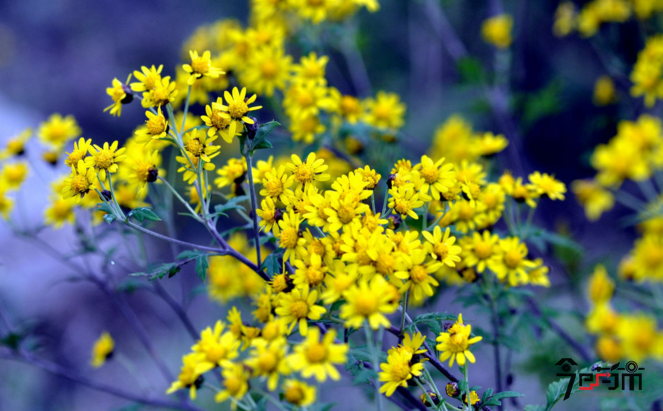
left=121, top=84, right=134, bottom=104
left=274, top=208, right=284, bottom=222
left=388, top=214, right=402, bottom=230
left=387, top=174, right=396, bottom=189
left=245, top=117, right=258, bottom=139
left=193, top=375, right=204, bottom=390
left=147, top=167, right=158, bottom=183
left=421, top=391, right=440, bottom=407
left=446, top=382, right=460, bottom=398
left=101, top=190, right=112, bottom=202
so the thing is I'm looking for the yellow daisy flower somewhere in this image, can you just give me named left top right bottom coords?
left=288, top=327, right=348, bottom=381
left=436, top=313, right=482, bottom=366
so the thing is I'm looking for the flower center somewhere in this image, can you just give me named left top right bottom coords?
left=374, top=104, right=391, bottom=121
left=357, top=249, right=374, bottom=266
left=474, top=241, right=493, bottom=259
left=297, top=90, right=315, bottom=107
left=306, top=267, right=325, bottom=286
left=410, top=265, right=429, bottom=283
left=433, top=243, right=449, bottom=260
left=483, top=192, right=498, bottom=208
left=94, top=150, right=114, bottom=169
left=206, top=345, right=228, bottom=363
left=52, top=200, right=72, bottom=218
left=258, top=351, right=278, bottom=372
left=191, top=58, right=210, bottom=75
left=65, top=149, right=86, bottom=167
left=310, top=240, right=325, bottom=256
left=457, top=203, right=475, bottom=221
left=261, top=60, right=278, bottom=79
left=228, top=100, right=249, bottom=119
left=376, top=253, right=396, bottom=276
left=280, top=227, right=299, bottom=249
left=305, top=342, right=328, bottom=363
left=135, top=162, right=152, bottom=183
left=71, top=174, right=90, bottom=195
left=504, top=249, right=522, bottom=269
left=341, top=96, right=360, bottom=116
left=185, top=139, right=205, bottom=157
left=294, top=164, right=315, bottom=184
left=265, top=178, right=284, bottom=198
left=225, top=376, right=243, bottom=395
left=420, top=166, right=439, bottom=184
left=337, top=205, right=356, bottom=224
left=394, top=200, right=412, bottom=216
left=391, top=362, right=411, bottom=381
left=211, top=111, right=231, bottom=129
left=290, top=301, right=309, bottom=319
left=147, top=115, right=166, bottom=135
left=354, top=293, right=378, bottom=316
left=644, top=244, right=663, bottom=268
left=285, top=386, right=305, bottom=404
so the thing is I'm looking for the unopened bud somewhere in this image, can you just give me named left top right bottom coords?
left=387, top=174, right=396, bottom=189
left=245, top=117, right=258, bottom=139
left=388, top=214, right=402, bottom=230
left=446, top=382, right=460, bottom=398
left=121, top=84, right=134, bottom=104
left=421, top=391, right=440, bottom=407
left=147, top=167, right=158, bottom=183
left=101, top=190, right=112, bottom=201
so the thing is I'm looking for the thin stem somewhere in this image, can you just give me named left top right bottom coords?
left=371, top=192, right=377, bottom=214
left=252, top=389, right=289, bottom=411
left=115, top=352, right=151, bottom=393
left=245, top=152, right=263, bottom=270
left=314, top=226, right=326, bottom=238
left=157, top=176, right=202, bottom=222
left=364, top=324, right=384, bottom=411
left=490, top=295, right=504, bottom=411
left=382, top=191, right=390, bottom=216
left=463, top=366, right=470, bottom=411
left=107, top=173, right=126, bottom=219
left=423, top=203, right=429, bottom=231
left=180, top=85, right=192, bottom=135
left=520, top=206, right=536, bottom=239
left=400, top=290, right=410, bottom=334
left=637, top=179, right=658, bottom=203
left=122, top=219, right=225, bottom=254
left=415, top=378, right=438, bottom=411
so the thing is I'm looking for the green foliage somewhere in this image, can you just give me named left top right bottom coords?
left=97, top=202, right=116, bottom=224
left=178, top=250, right=210, bottom=282
left=0, top=332, right=24, bottom=350
left=523, top=365, right=594, bottom=411
left=263, top=249, right=283, bottom=276
left=457, top=56, right=486, bottom=85
left=127, top=207, right=161, bottom=223
left=406, top=312, right=458, bottom=335
left=115, top=279, right=149, bottom=294
left=212, top=195, right=248, bottom=218
left=517, top=81, right=562, bottom=127
left=240, top=121, right=280, bottom=156
left=482, top=391, right=525, bottom=407
left=131, top=262, right=181, bottom=281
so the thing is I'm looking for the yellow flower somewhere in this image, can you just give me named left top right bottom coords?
left=379, top=349, right=424, bottom=397
left=460, top=231, right=499, bottom=273
left=0, top=186, right=14, bottom=220
left=340, top=275, right=397, bottom=330
left=282, top=379, right=317, bottom=407
left=214, top=362, right=250, bottom=406
left=572, top=179, right=614, bottom=221
left=292, top=52, right=329, bottom=86
left=38, top=113, right=81, bottom=150
left=594, top=75, right=617, bottom=106
left=86, top=141, right=127, bottom=180
left=390, top=332, right=427, bottom=357
left=241, top=45, right=292, bottom=97
left=135, top=107, right=169, bottom=143
left=275, top=287, right=326, bottom=336
left=167, top=353, right=214, bottom=400
left=488, top=237, right=536, bottom=286
left=616, top=313, right=662, bottom=362
left=0, top=128, right=32, bottom=160
left=413, top=155, right=455, bottom=200
left=201, top=97, right=234, bottom=143
left=213, top=87, right=262, bottom=138
left=287, top=153, right=330, bottom=187
left=0, top=162, right=29, bottom=190
left=389, top=185, right=424, bottom=220
left=260, top=165, right=295, bottom=203
left=363, top=91, right=406, bottom=130
left=422, top=227, right=462, bottom=267
left=290, top=0, right=333, bottom=24
left=104, top=75, right=132, bottom=117
left=183, top=50, right=224, bottom=85
left=245, top=337, right=290, bottom=391
left=477, top=132, right=509, bottom=157
left=587, top=264, right=614, bottom=304
left=293, top=252, right=327, bottom=291
left=177, top=150, right=216, bottom=184
left=395, top=249, right=442, bottom=301
left=436, top=313, right=482, bottom=366
left=631, top=233, right=663, bottom=281
left=64, top=138, right=92, bottom=168
left=553, top=2, right=576, bottom=37
left=131, top=65, right=163, bottom=92
left=142, top=76, right=178, bottom=108
left=528, top=172, right=566, bottom=200
left=126, top=150, right=162, bottom=194
left=463, top=390, right=481, bottom=406
left=290, top=115, right=325, bottom=144
left=257, top=197, right=282, bottom=235
left=191, top=320, right=240, bottom=368
left=277, top=210, right=306, bottom=262
left=288, top=327, right=348, bottom=381
left=481, top=14, right=513, bottom=49
left=321, top=261, right=359, bottom=304
left=284, top=82, right=334, bottom=120
left=90, top=331, right=114, bottom=368
left=62, top=160, right=97, bottom=202
left=44, top=198, right=75, bottom=229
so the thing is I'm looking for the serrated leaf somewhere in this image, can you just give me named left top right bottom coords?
left=128, top=207, right=161, bottom=223
left=407, top=312, right=458, bottom=335
left=488, top=391, right=525, bottom=405
left=131, top=262, right=180, bottom=281
left=97, top=202, right=113, bottom=214
left=263, top=250, right=283, bottom=277
left=352, top=368, right=378, bottom=385
left=249, top=121, right=280, bottom=155
left=213, top=196, right=249, bottom=218
left=103, top=213, right=116, bottom=224
left=178, top=250, right=209, bottom=282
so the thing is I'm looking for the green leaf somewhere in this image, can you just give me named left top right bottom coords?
left=127, top=207, right=161, bottom=223
left=524, top=406, right=545, bottom=411
left=457, top=56, right=486, bottom=85
left=97, top=202, right=113, bottom=214
left=213, top=196, right=249, bottom=218
left=131, top=262, right=181, bottom=281
left=407, top=312, right=458, bottom=335
left=0, top=332, right=24, bottom=350
left=518, top=81, right=562, bottom=127
left=352, top=367, right=378, bottom=385
left=487, top=391, right=525, bottom=406
left=103, top=213, right=116, bottom=224
left=263, top=250, right=283, bottom=277
left=178, top=250, right=209, bottom=282
left=250, top=121, right=280, bottom=155
left=318, top=404, right=336, bottom=411
left=116, top=279, right=149, bottom=294
left=539, top=365, right=594, bottom=411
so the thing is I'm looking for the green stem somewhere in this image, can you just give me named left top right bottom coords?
left=423, top=202, right=429, bottom=231
left=180, top=85, right=192, bottom=135
left=107, top=172, right=126, bottom=219
left=364, top=324, right=384, bottom=411
left=381, top=191, right=390, bottom=216
left=520, top=206, right=536, bottom=239
left=463, top=365, right=469, bottom=411
left=400, top=289, right=409, bottom=334
left=314, top=226, right=326, bottom=238
left=252, top=389, right=289, bottom=411
left=245, top=152, right=263, bottom=270
left=157, top=176, right=202, bottom=222
left=371, top=192, right=376, bottom=214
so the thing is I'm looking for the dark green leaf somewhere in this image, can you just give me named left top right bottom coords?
left=457, top=56, right=486, bottom=85
left=127, top=207, right=161, bottom=223
left=103, top=213, right=116, bottom=224
left=178, top=250, right=209, bottom=282
left=131, top=262, right=180, bottom=281
left=97, top=202, right=113, bottom=214
left=0, top=332, right=23, bottom=350
left=250, top=121, right=280, bottom=155
left=116, top=279, right=149, bottom=294
left=213, top=196, right=249, bottom=218
left=263, top=250, right=283, bottom=277
left=352, top=368, right=378, bottom=385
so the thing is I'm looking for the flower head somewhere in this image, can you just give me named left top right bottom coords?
left=436, top=313, right=483, bottom=367
left=379, top=349, right=424, bottom=397
left=90, top=332, right=114, bottom=368
left=183, top=50, right=224, bottom=85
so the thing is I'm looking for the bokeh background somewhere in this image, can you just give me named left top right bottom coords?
left=0, top=0, right=649, bottom=410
